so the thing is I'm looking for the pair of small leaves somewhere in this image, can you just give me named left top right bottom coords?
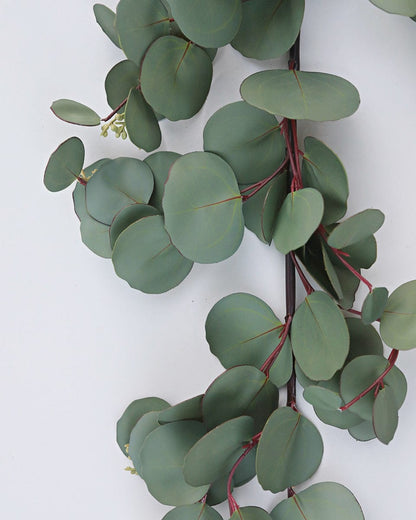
left=205, top=292, right=292, bottom=388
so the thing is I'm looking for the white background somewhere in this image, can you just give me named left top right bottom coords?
left=1, top=0, right=416, bottom=518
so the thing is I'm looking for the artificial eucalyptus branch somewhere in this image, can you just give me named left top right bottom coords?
left=44, top=1, right=416, bottom=519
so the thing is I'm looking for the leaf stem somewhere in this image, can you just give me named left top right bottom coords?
left=290, top=252, right=314, bottom=295
left=340, top=349, right=399, bottom=411
left=226, top=443, right=257, bottom=515
left=101, top=97, right=128, bottom=122
left=241, top=156, right=289, bottom=201
left=260, top=315, right=293, bottom=375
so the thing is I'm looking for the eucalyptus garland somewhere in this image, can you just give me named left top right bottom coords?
left=45, top=1, right=416, bottom=519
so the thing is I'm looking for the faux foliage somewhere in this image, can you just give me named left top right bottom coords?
left=45, top=1, right=416, bottom=519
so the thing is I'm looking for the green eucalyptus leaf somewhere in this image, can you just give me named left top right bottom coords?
left=233, top=445, right=257, bottom=487
left=242, top=173, right=288, bottom=244
left=116, top=0, right=170, bottom=65
left=109, top=203, right=159, bottom=249
left=314, top=406, right=362, bottom=430
left=202, top=366, right=279, bottom=431
left=361, top=287, right=389, bottom=325
left=129, top=410, right=164, bottom=476
left=321, top=242, right=343, bottom=299
left=44, top=137, right=84, bottom=192
left=380, top=280, right=416, bottom=350
left=373, top=386, right=399, bottom=444
left=270, top=482, right=365, bottom=520
left=105, top=60, right=139, bottom=111
left=346, top=318, right=384, bottom=363
left=232, top=0, right=304, bottom=60
left=303, top=386, right=342, bottom=410
left=141, top=421, right=209, bottom=506
left=348, top=420, right=376, bottom=442
left=206, top=475, right=230, bottom=506
left=158, top=395, right=204, bottom=425
left=51, top=99, right=101, bottom=126
left=93, top=4, right=121, bottom=47
left=273, top=188, right=324, bottom=254
left=256, top=407, right=323, bottom=492
left=327, top=209, right=385, bottom=249
left=342, top=234, right=377, bottom=269
left=369, top=0, right=416, bottom=16
left=85, top=157, right=154, bottom=225
left=112, top=215, right=193, bottom=294
left=241, top=70, right=360, bottom=121
left=167, top=0, right=242, bottom=48
left=231, top=507, right=272, bottom=520
left=141, top=36, right=212, bottom=121
left=268, top=334, right=293, bottom=388
left=162, top=504, right=223, bottom=520
left=302, top=137, right=349, bottom=224
left=116, top=397, right=169, bottom=456
left=203, top=101, right=285, bottom=184
left=125, top=88, right=161, bottom=152
left=205, top=293, right=284, bottom=369
left=291, top=291, right=349, bottom=380
left=145, top=151, right=181, bottom=212
left=340, top=355, right=407, bottom=421
left=163, top=152, right=244, bottom=263
left=183, top=416, right=255, bottom=486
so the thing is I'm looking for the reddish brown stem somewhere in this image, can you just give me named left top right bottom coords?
left=101, top=97, right=128, bottom=122
left=260, top=316, right=293, bottom=375
left=227, top=443, right=256, bottom=515
left=340, top=349, right=399, bottom=411
left=242, top=156, right=289, bottom=201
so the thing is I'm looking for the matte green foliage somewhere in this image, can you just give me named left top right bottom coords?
left=140, top=421, right=209, bottom=505
left=361, top=287, right=389, bottom=324
left=159, top=395, right=204, bottom=425
left=125, top=88, right=161, bottom=151
left=105, top=60, right=139, bottom=111
left=167, top=0, right=242, bottom=48
left=145, top=151, right=181, bottom=212
left=380, top=280, right=416, bottom=350
left=273, top=188, right=324, bottom=254
left=291, top=291, right=349, bottom=380
left=109, top=203, right=159, bottom=249
left=44, top=137, right=84, bottom=192
left=112, top=215, right=193, bottom=293
left=327, top=209, right=385, bottom=249
left=231, top=507, right=272, bottom=520
left=256, top=407, right=323, bottom=492
left=93, top=4, right=120, bottom=47
left=141, top=37, right=213, bottom=121
left=163, top=152, right=244, bottom=263
left=162, top=504, right=223, bottom=520
left=203, top=101, right=285, bottom=184
left=369, top=0, right=416, bottom=16
left=51, top=99, right=101, bottom=126
left=373, top=386, right=399, bottom=444
left=270, top=482, right=365, bottom=520
left=241, top=70, right=360, bottom=121
left=232, top=0, right=304, bottom=60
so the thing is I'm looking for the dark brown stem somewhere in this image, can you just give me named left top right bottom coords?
left=101, top=98, right=128, bottom=122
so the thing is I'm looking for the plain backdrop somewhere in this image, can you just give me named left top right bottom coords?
left=1, top=0, right=416, bottom=519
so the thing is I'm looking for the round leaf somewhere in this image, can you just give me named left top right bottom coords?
left=86, top=157, right=154, bottom=225
left=340, top=355, right=407, bottom=420
left=242, top=173, right=289, bottom=244
left=163, top=152, right=244, bottom=263
left=314, top=406, right=362, bottom=430
left=241, top=70, right=360, bottom=121
left=232, top=0, right=304, bottom=60
left=256, top=407, right=323, bottom=492
left=348, top=420, right=376, bottom=442
left=109, top=203, right=159, bottom=249
left=168, top=0, right=242, bottom=48
left=373, top=386, right=399, bottom=445
left=112, top=215, right=193, bottom=294
left=327, top=209, right=385, bottom=249
left=125, top=88, right=161, bottom=152
left=273, top=188, right=324, bottom=255
left=145, top=151, right=181, bottom=212
left=141, top=36, right=212, bottom=121
left=369, top=0, right=416, bottom=16
left=141, top=421, right=209, bottom=506
left=361, top=287, right=389, bottom=325
left=380, top=280, right=416, bottom=350
left=345, top=318, right=384, bottom=363
left=116, top=0, right=170, bottom=65
left=205, top=293, right=284, bottom=369
left=303, top=386, right=342, bottom=411
left=116, top=397, right=169, bottom=455
left=158, top=395, right=204, bottom=425
left=162, top=504, right=223, bottom=520
left=105, top=60, right=139, bottom=111
left=231, top=507, right=272, bottom=520
left=93, top=4, right=120, bottom=47
left=203, top=101, right=285, bottom=184
left=50, top=99, right=101, bottom=126
left=291, top=291, right=349, bottom=380
left=342, top=234, right=377, bottom=269
left=270, top=482, right=365, bottom=520
left=202, top=366, right=279, bottom=431
left=183, top=416, right=255, bottom=486
left=129, top=410, right=164, bottom=476
left=44, top=137, right=84, bottom=192
left=302, top=136, right=349, bottom=224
